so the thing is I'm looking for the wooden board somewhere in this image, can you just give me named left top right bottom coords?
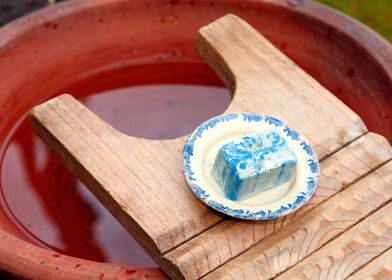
left=29, top=14, right=389, bottom=280
left=197, top=14, right=366, bottom=159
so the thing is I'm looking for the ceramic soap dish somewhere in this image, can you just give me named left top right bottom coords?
left=183, top=112, right=320, bottom=220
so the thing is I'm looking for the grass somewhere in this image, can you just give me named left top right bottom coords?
left=316, top=0, right=392, bottom=42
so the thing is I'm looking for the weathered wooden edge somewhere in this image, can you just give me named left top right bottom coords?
left=162, top=132, right=392, bottom=279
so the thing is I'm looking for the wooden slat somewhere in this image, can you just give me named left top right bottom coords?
left=198, top=14, right=367, bottom=159
left=29, top=14, right=368, bottom=279
left=276, top=203, right=392, bottom=280
left=162, top=133, right=392, bottom=279
left=347, top=248, right=392, bottom=280
left=30, top=95, right=224, bottom=257
left=201, top=161, right=392, bottom=280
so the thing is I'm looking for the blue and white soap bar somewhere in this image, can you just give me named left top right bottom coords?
left=211, top=130, right=297, bottom=201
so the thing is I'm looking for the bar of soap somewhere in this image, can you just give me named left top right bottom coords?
left=211, top=130, right=297, bottom=201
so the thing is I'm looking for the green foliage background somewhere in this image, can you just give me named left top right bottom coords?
left=316, top=0, right=392, bottom=42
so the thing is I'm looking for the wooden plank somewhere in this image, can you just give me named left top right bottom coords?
left=201, top=161, right=392, bottom=280
left=275, top=203, right=392, bottom=280
left=30, top=94, right=222, bottom=259
left=347, top=248, right=392, bottom=280
left=198, top=14, right=367, bottom=159
left=29, top=14, right=368, bottom=279
left=162, top=132, right=392, bottom=279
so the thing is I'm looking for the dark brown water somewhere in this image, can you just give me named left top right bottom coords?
left=0, top=84, right=231, bottom=266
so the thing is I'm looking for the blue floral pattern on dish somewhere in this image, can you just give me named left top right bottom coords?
left=183, top=112, right=320, bottom=220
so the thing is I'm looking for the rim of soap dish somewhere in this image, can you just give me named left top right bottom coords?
left=183, top=112, right=320, bottom=220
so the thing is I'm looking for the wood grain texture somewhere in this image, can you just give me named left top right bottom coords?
left=347, top=248, right=392, bottom=280
left=29, top=14, right=371, bottom=280
left=197, top=14, right=367, bottom=159
left=276, top=203, right=392, bottom=280
left=163, top=132, right=392, bottom=279
left=202, top=161, right=392, bottom=280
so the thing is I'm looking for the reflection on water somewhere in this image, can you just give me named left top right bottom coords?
left=0, top=84, right=230, bottom=265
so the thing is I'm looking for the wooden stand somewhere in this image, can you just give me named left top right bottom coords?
left=30, top=15, right=391, bottom=280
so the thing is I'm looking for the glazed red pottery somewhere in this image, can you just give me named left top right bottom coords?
left=0, top=0, right=391, bottom=279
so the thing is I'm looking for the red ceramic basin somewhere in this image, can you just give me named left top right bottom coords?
left=0, top=0, right=391, bottom=279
